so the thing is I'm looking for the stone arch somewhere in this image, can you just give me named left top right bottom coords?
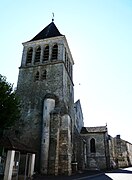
left=41, top=70, right=47, bottom=80
left=34, top=71, right=39, bottom=81
left=35, top=46, right=41, bottom=63
left=26, top=47, right=33, bottom=64
left=51, top=44, right=58, bottom=60
left=43, top=45, right=49, bottom=61
left=44, top=94, right=59, bottom=106
left=90, top=138, right=96, bottom=153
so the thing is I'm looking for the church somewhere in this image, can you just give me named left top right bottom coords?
left=9, top=20, right=84, bottom=175
left=1, top=20, right=132, bottom=178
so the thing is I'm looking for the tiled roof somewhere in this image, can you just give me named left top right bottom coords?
left=86, top=126, right=107, bottom=133
left=81, top=126, right=107, bottom=134
left=29, top=22, right=63, bottom=42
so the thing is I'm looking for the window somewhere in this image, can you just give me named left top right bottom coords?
left=41, top=70, right=47, bottom=80
left=68, top=60, right=70, bottom=73
left=35, top=46, right=41, bottom=63
left=51, top=44, right=58, bottom=60
left=69, top=64, right=72, bottom=78
left=34, top=71, right=39, bottom=81
left=90, top=138, right=96, bottom=153
left=43, top=45, right=49, bottom=61
left=65, top=49, right=67, bottom=62
left=66, top=57, right=68, bottom=69
left=26, top=47, right=33, bottom=64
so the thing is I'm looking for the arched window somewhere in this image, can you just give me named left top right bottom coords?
left=65, top=49, right=67, bottom=62
left=90, top=138, right=96, bottom=153
left=34, top=71, right=39, bottom=81
left=66, top=56, right=68, bottom=69
left=35, top=46, right=41, bottom=63
left=70, top=65, right=73, bottom=78
left=41, top=70, right=47, bottom=80
left=69, top=64, right=72, bottom=78
left=43, top=45, right=49, bottom=61
left=51, top=44, right=58, bottom=60
left=26, top=47, right=33, bottom=64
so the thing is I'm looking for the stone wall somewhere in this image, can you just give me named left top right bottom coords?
left=7, top=33, right=75, bottom=175
left=72, top=127, right=86, bottom=171
left=58, top=115, right=72, bottom=175
left=81, top=126, right=110, bottom=170
left=74, top=100, right=84, bottom=133
left=48, top=112, right=60, bottom=175
left=110, top=135, right=132, bottom=168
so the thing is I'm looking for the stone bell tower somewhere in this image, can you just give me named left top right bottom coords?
left=16, top=21, right=75, bottom=175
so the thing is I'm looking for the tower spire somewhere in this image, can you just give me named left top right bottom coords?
left=52, top=12, right=54, bottom=22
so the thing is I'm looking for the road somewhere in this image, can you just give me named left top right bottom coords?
left=74, top=167, right=132, bottom=180
left=33, top=168, right=132, bottom=180
left=105, top=167, right=132, bottom=180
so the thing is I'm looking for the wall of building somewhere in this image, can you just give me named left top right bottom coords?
left=126, top=142, right=132, bottom=166
left=6, top=33, right=75, bottom=175
left=81, top=133, right=107, bottom=169
left=112, top=135, right=132, bottom=168
left=108, top=135, right=132, bottom=168
left=80, top=126, right=110, bottom=170
left=74, top=100, right=84, bottom=133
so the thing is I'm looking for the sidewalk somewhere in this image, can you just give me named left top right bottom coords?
left=33, top=170, right=104, bottom=180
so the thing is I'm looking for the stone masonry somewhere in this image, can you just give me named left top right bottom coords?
left=5, top=20, right=132, bottom=177
left=9, top=22, right=75, bottom=175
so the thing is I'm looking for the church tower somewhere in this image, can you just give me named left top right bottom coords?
left=16, top=21, right=75, bottom=175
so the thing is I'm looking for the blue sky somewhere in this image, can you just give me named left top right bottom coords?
left=0, top=0, right=132, bottom=142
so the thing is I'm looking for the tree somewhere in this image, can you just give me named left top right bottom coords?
left=0, top=74, right=20, bottom=132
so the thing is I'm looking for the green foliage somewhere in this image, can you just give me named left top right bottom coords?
left=0, top=74, right=20, bottom=130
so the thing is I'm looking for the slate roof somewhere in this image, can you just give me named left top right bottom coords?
left=29, top=22, right=63, bottom=42
left=81, top=126, right=107, bottom=134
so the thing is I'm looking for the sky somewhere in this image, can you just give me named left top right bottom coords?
left=0, top=0, right=132, bottom=142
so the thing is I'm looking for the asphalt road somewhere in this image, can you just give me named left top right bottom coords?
left=105, top=167, right=132, bottom=180
left=33, top=167, right=132, bottom=180
left=74, top=167, right=132, bottom=180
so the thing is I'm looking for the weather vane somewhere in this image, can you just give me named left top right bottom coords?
left=52, top=13, right=54, bottom=22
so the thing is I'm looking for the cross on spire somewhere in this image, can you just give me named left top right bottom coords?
left=52, top=13, right=54, bottom=22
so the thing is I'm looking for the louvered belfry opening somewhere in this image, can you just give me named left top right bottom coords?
left=35, top=46, right=41, bottom=63
left=51, top=44, right=58, bottom=60
left=43, top=45, right=49, bottom=61
left=26, top=48, right=33, bottom=64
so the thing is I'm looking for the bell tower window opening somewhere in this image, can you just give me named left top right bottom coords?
left=26, top=47, right=33, bottom=64
left=69, top=63, right=71, bottom=77
left=68, top=60, right=70, bottom=73
left=65, top=48, right=67, bottom=62
left=66, top=56, right=69, bottom=69
left=43, top=45, right=49, bottom=61
left=35, top=46, right=41, bottom=63
left=41, top=70, right=47, bottom=80
left=51, top=44, right=58, bottom=60
left=70, top=65, right=73, bottom=78
left=34, top=71, right=39, bottom=81
left=90, top=138, right=96, bottom=153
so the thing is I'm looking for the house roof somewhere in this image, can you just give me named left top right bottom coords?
left=81, top=126, right=107, bottom=134
left=29, top=22, right=63, bottom=42
left=0, top=136, right=36, bottom=154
